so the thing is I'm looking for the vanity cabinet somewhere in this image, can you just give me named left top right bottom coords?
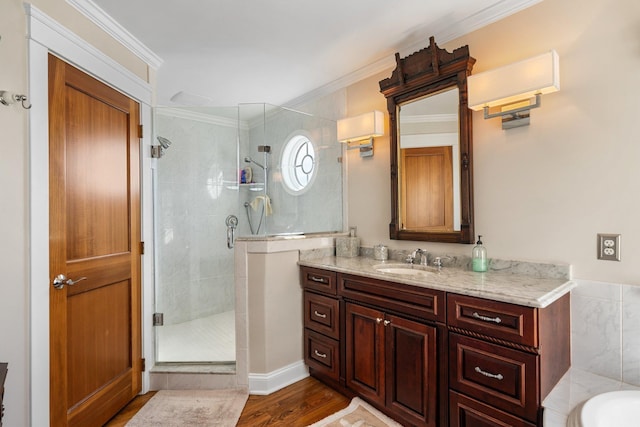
left=301, top=267, right=341, bottom=383
left=341, top=272, right=446, bottom=427
left=345, top=302, right=439, bottom=427
left=448, top=293, right=570, bottom=427
left=300, top=264, right=571, bottom=427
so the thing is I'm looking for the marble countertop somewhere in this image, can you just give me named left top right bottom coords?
left=298, top=256, right=575, bottom=308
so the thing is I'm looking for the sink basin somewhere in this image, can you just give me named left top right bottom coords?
left=373, top=263, right=438, bottom=277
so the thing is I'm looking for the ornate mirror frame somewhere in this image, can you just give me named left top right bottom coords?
left=380, top=37, right=476, bottom=243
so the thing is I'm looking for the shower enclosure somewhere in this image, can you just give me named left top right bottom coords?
left=153, top=104, right=342, bottom=365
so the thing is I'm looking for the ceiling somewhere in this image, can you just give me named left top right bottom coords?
left=87, top=0, right=540, bottom=108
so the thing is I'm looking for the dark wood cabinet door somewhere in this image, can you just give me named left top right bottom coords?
left=385, top=314, right=438, bottom=427
left=345, top=302, right=385, bottom=405
left=450, top=391, right=536, bottom=427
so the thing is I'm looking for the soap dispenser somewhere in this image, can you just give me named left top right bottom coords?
left=472, top=235, right=488, bottom=272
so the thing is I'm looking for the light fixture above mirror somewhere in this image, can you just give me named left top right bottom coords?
left=468, top=50, right=560, bottom=129
left=337, top=110, right=384, bottom=157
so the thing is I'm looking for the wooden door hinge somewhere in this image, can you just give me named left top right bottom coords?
left=140, top=241, right=145, bottom=255
left=138, top=124, right=144, bottom=139
left=141, top=358, right=146, bottom=372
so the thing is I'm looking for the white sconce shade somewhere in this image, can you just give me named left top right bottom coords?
left=468, top=50, right=559, bottom=129
left=337, top=110, right=384, bottom=142
left=337, top=110, right=384, bottom=157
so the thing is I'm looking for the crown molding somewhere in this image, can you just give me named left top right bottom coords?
left=65, top=0, right=163, bottom=69
left=286, top=0, right=543, bottom=109
left=156, top=107, right=244, bottom=129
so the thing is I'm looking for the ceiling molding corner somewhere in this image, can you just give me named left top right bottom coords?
left=65, top=0, right=164, bottom=69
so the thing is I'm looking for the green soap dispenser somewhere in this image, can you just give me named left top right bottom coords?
left=472, top=235, right=488, bottom=272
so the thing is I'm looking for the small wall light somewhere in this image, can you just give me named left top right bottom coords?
left=468, top=50, right=559, bottom=129
left=337, top=110, right=384, bottom=157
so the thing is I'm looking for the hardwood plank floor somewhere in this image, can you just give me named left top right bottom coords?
left=103, top=376, right=350, bottom=426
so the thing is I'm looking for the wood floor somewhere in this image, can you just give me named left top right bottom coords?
left=104, top=376, right=350, bottom=426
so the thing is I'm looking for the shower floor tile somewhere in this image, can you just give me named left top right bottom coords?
left=157, top=310, right=236, bottom=363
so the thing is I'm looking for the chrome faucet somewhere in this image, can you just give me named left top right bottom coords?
left=433, top=256, right=453, bottom=269
left=407, top=249, right=428, bottom=265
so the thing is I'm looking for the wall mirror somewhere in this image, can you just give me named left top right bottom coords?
left=380, top=37, right=475, bottom=243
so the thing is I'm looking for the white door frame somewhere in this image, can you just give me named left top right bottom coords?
left=26, top=5, right=155, bottom=426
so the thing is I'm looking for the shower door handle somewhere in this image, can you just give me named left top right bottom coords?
left=226, top=215, right=239, bottom=249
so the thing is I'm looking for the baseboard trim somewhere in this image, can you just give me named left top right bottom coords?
left=249, top=360, right=309, bottom=395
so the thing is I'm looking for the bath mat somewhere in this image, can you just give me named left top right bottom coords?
left=307, top=397, right=403, bottom=427
left=125, top=389, right=248, bottom=426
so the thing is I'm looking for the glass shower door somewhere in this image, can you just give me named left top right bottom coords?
left=153, top=106, right=239, bottom=364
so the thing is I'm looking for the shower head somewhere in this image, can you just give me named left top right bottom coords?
left=157, top=136, right=173, bottom=150
left=244, top=156, right=266, bottom=170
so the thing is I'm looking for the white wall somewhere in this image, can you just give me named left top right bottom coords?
left=345, top=0, right=640, bottom=287
left=0, top=2, right=29, bottom=425
left=0, top=1, right=152, bottom=426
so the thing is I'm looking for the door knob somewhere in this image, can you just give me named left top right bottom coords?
left=53, top=274, right=87, bottom=290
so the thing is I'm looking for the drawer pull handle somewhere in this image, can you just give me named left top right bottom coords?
left=314, top=350, right=327, bottom=358
left=314, top=310, right=327, bottom=319
left=310, top=276, right=327, bottom=284
left=472, top=312, right=502, bottom=324
left=475, top=366, right=504, bottom=380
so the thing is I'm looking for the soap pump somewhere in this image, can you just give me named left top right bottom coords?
left=471, top=235, right=488, bottom=272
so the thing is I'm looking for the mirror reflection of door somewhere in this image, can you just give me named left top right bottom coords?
left=398, top=87, right=460, bottom=232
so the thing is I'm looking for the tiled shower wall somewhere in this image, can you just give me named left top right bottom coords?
left=155, top=109, right=239, bottom=325
left=571, top=279, right=640, bottom=386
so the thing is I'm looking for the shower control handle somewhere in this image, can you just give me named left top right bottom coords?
left=225, top=215, right=238, bottom=249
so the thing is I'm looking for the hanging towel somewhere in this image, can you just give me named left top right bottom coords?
left=250, top=195, right=273, bottom=216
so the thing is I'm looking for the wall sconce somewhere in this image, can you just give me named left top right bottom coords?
left=337, top=110, right=384, bottom=157
left=468, top=50, right=559, bottom=129
left=0, top=90, right=32, bottom=109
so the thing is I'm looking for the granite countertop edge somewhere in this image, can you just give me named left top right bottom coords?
left=298, top=256, right=576, bottom=308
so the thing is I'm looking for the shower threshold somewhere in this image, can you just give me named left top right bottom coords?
left=151, top=362, right=236, bottom=374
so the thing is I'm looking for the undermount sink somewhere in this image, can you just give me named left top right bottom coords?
left=373, top=263, right=439, bottom=277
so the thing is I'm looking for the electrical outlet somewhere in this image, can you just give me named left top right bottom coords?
left=597, top=233, right=621, bottom=261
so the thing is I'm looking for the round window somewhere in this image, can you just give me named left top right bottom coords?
left=281, top=133, right=317, bottom=194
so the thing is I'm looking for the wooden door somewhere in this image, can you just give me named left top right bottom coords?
left=48, top=54, right=142, bottom=427
left=345, top=302, right=385, bottom=406
left=385, top=314, right=437, bottom=427
left=400, top=146, right=453, bottom=232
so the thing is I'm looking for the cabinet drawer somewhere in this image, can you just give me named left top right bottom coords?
left=300, top=267, right=337, bottom=296
left=340, top=273, right=445, bottom=322
left=304, top=329, right=340, bottom=381
left=304, top=291, right=339, bottom=339
left=449, top=333, right=539, bottom=422
left=448, top=294, right=537, bottom=347
left=449, top=391, right=536, bottom=427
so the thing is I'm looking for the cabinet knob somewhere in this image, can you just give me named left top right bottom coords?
left=376, top=318, right=383, bottom=324
left=383, top=320, right=391, bottom=326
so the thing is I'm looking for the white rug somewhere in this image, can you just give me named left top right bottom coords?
left=125, top=389, right=248, bottom=426
left=308, top=397, right=404, bottom=427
